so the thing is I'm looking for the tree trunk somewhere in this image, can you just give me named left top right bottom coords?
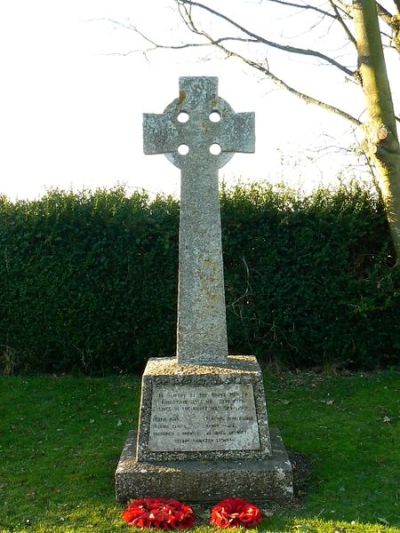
left=353, top=0, right=400, bottom=263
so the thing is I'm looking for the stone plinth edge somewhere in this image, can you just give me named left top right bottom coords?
left=115, top=429, right=293, bottom=504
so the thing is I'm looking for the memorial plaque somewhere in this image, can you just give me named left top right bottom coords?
left=148, top=383, right=260, bottom=451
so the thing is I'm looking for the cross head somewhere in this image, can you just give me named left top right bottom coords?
left=143, top=77, right=255, bottom=169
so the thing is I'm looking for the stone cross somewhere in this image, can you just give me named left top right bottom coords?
left=143, top=77, right=255, bottom=365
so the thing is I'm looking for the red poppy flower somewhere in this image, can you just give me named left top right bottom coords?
left=122, top=497, right=195, bottom=529
left=210, top=498, right=263, bottom=528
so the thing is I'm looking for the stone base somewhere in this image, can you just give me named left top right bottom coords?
left=115, top=428, right=293, bottom=504
left=136, top=356, right=272, bottom=462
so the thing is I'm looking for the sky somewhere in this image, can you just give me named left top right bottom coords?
left=0, top=0, right=396, bottom=201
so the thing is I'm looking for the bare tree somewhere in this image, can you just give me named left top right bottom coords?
left=353, top=0, right=400, bottom=260
left=129, top=0, right=400, bottom=262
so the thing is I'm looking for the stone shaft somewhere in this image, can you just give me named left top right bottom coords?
left=178, top=164, right=228, bottom=364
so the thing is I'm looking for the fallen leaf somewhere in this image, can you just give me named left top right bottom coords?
left=378, top=517, right=389, bottom=525
left=262, top=509, right=274, bottom=517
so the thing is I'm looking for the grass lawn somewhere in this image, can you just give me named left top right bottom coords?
left=0, top=370, right=399, bottom=532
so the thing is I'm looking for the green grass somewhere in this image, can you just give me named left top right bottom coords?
left=0, top=371, right=399, bottom=532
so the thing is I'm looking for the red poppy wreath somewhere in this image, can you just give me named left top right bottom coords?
left=210, top=498, right=263, bottom=528
left=122, top=497, right=195, bottom=529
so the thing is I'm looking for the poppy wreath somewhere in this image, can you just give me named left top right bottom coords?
left=210, top=498, right=263, bottom=528
left=122, top=498, right=195, bottom=529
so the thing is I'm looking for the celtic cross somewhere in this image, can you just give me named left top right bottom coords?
left=143, top=77, right=255, bottom=365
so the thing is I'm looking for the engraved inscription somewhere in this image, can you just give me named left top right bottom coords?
left=148, top=384, right=260, bottom=451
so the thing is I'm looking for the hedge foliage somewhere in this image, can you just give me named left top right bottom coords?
left=0, top=183, right=399, bottom=375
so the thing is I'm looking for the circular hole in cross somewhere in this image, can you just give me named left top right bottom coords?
left=209, top=111, right=221, bottom=122
left=209, top=143, right=222, bottom=155
left=177, top=112, right=189, bottom=123
left=178, top=144, right=189, bottom=155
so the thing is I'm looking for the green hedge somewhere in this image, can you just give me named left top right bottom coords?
left=0, top=183, right=399, bottom=374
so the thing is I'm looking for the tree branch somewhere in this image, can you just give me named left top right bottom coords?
left=204, top=37, right=362, bottom=127
left=177, top=0, right=356, bottom=77
left=328, top=0, right=357, bottom=46
left=377, top=2, right=395, bottom=24
left=122, top=8, right=362, bottom=127
left=375, top=2, right=400, bottom=51
left=103, top=18, right=259, bottom=54
left=263, top=0, right=336, bottom=19
left=331, top=0, right=352, bottom=16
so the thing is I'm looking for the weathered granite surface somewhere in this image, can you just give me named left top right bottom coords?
left=116, top=428, right=293, bottom=504
left=143, top=77, right=255, bottom=366
left=136, top=356, right=271, bottom=462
